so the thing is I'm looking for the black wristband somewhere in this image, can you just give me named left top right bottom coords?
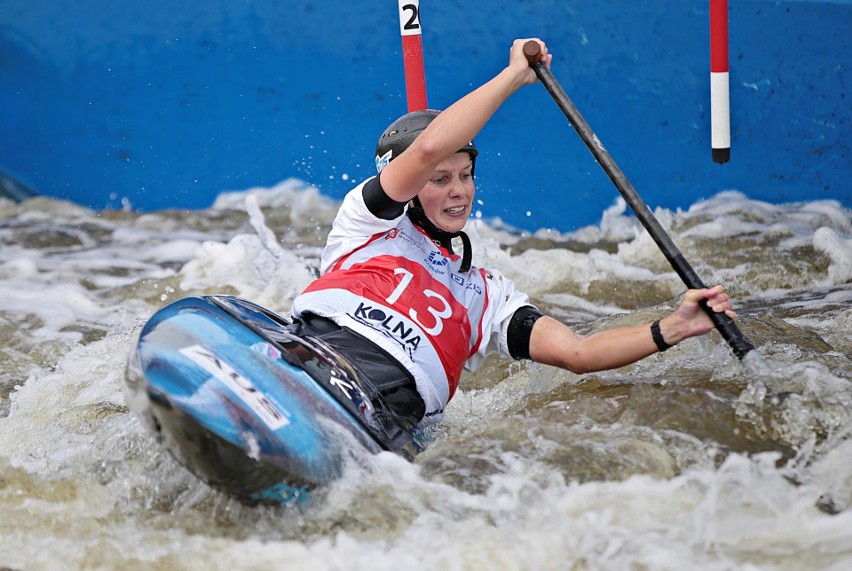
left=650, top=320, right=672, bottom=352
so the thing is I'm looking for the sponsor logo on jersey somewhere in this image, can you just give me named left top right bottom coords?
left=428, top=250, right=449, bottom=267
left=423, top=250, right=448, bottom=276
left=424, top=407, right=444, bottom=418
left=350, top=302, right=422, bottom=357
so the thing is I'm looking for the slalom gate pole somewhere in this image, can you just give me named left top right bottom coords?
left=398, top=0, right=428, bottom=111
left=522, top=41, right=754, bottom=360
left=711, top=0, right=731, bottom=164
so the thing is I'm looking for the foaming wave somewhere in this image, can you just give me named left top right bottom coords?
left=212, top=178, right=339, bottom=229
left=813, top=226, right=852, bottom=284
left=179, top=194, right=318, bottom=311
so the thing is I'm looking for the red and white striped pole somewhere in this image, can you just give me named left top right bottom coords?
left=398, top=1, right=428, bottom=111
left=710, top=0, right=730, bottom=164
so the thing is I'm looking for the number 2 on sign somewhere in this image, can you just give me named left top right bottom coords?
left=385, top=268, right=452, bottom=335
left=399, top=1, right=421, bottom=35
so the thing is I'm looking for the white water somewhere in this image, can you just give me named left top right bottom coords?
left=1, top=182, right=851, bottom=570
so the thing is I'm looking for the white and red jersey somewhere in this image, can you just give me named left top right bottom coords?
left=291, top=179, right=531, bottom=425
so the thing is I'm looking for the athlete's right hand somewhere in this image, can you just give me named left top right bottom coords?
left=510, top=38, right=551, bottom=85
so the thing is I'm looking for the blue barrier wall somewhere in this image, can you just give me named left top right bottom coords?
left=1, top=1, right=849, bottom=230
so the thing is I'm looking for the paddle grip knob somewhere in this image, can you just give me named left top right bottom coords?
left=523, top=40, right=542, bottom=66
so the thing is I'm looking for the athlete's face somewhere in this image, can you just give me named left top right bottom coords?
left=417, top=152, right=475, bottom=234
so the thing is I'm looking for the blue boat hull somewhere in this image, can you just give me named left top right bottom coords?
left=125, top=295, right=425, bottom=504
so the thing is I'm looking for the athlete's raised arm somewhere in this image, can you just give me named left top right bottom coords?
left=378, top=38, right=552, bottom=205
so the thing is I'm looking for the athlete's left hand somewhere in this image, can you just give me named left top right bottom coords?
left=660, top=285, right=737, bottom=344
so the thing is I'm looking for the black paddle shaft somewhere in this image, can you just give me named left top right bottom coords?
left=523, top=41, right=754, bottom=359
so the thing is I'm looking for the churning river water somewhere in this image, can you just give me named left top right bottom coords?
left=1, top=181, right=851, bottom=570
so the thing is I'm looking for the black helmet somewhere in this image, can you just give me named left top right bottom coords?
left=375, top=109, right=478, bottom=173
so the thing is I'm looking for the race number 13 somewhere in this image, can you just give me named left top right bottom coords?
left=398, top=1, right=421, bottom=36
left=385, top=267, right=452, bottom=335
